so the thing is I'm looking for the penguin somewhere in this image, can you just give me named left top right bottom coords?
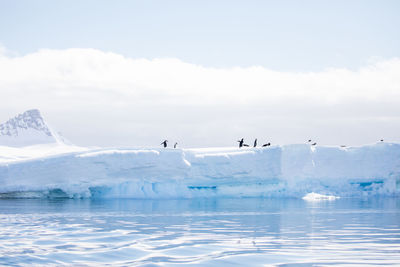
left=161, top=140, right=168, bottom=148
left=262, top=142, right=271, bottom=147
left=253, top=138, right=257, bottom=147
left=243, top=144, right=249, bottom=147
left=311, top=142, right=317, bottom=146
left=237, top=138, right=244, bottom=148
left=174, top=142, right=178, bottom=148
left=380, top=139, right=384, bottom=142
left=308, top=139, right=312, bottom=143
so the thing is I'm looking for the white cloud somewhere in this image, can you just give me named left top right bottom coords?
left=0, top=48, right=400, bottom=147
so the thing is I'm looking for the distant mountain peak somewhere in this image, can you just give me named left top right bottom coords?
left=0, top=109, right=51, bottom=137
left=0, top=109, right=68, bottom=147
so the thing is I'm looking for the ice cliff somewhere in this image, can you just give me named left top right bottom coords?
left=0, top=143, right=399, bottom=198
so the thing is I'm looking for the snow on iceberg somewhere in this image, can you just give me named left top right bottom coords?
left=0, top=143, right=400, bottom=199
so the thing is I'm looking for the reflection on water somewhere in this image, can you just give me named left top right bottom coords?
left=0, top=198, right=399, bottom=266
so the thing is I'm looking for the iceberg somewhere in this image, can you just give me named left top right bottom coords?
left=0, top=143, right=399, bottom=199
left=0, top=110, right=399, bottom=199
left=302, top=192, right=340, bottom=201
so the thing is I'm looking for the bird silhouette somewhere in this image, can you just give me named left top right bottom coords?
left=161, top=140, right=168, bottom=148
left=237, top=138, right=244, bottom=148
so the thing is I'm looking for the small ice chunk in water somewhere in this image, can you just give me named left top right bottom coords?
left=302, top=192, right=340, bottom=201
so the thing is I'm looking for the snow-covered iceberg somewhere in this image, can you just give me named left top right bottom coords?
left=0, top=110, right=399, bottom=199
left=0, top=143, right=399, bottom=199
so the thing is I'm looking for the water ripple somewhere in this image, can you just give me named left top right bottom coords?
left=0, top=198, right=399, bottom=266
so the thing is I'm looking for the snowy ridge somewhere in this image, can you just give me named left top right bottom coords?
left=0, top=109, right=67, bottom=147
left=0, top=143, right=399, bottom=199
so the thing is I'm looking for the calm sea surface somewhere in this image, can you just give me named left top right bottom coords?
left=0, top=197, right=399, bottom=266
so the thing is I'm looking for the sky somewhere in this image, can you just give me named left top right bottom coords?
left=0, top=0, right=399, bottom=147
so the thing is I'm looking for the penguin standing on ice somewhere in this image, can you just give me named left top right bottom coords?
left=161, top=140, right=168, bottom=148
left=238, top=138, right=244, bottom=148
left=253, top=139, right=257, bottom=147
left=174, top=142, right=178, bottom=148
left=311, top=142, right=317, bottom=146
left=308, top=139, right=312, bottom=143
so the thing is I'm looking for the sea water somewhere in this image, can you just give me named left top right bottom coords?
left=0, top=197, right=399, bottom=266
